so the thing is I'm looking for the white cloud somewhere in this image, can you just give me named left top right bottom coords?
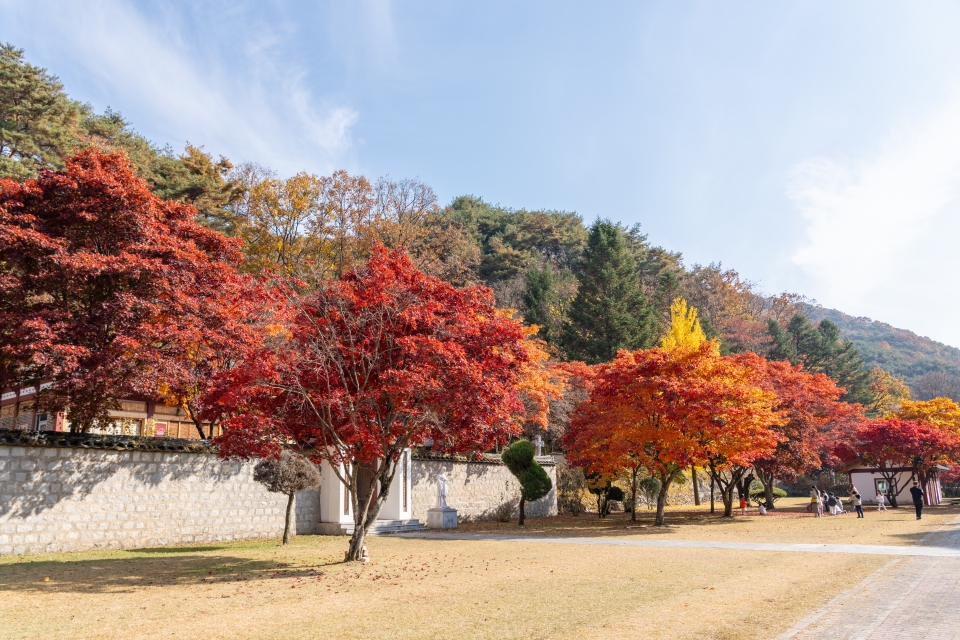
left=0, top=0, right=358, bottom=176
left=788, top=94, right=960, bottom=345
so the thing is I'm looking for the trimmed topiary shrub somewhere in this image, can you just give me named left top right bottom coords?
left=502, top=439, right=553, bottom=525
left=254, top=451, right=321, bottom=544
left=750, top=485, right=787, bottom=507
left=638, top=476, right=662, bottom=510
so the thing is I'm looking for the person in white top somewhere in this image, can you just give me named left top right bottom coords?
left=876, top=492, right=888, bottom=511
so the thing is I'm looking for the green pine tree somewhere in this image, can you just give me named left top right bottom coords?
left=0, top=43, right=83, bottom=179
left=560, top=220, right=659, bottom=363
left=523, top=261, right=555, bottom=341
left=767, top=313, right=873, bottom=404
left=1, top=44, right=241, bottom=233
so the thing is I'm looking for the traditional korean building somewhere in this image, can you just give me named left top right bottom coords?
left=841, top=459, right=945, bottom=506
left=0, top=384, right=218, bottom=439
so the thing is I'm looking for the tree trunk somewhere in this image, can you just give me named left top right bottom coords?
left=518, top=496, right=526, bottom=526
left=283, top=492, right=295, bottom=545
left=654, top=481, right=669, bottom=526
left=756, top=469, right=777, bottom=510
left=710, top=475, right=715, bottom=514
left=344, top=457, right=398, bottom=562
left=346, top=524, right=368, bottom=561
left=691, top=466, right=700, bottom=506
left=630, top=466, right=640, bottom=522
left=721, top=488, right=734, bottom=517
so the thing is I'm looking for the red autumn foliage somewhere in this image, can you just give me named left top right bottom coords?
left=839, top=418, right=960, bottom=506
left=565, top=343, right=781, bottom=524
left=738, top=353, right=863, bottom=508
left=216, top=246, right=532, bottom=560
left=0, top=149, right=246, bottom=431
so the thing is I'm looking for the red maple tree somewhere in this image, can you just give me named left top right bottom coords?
left=0, top=150, right=246, bottom=431
left=739, top=354, right=862, bottom=509
left=216, top=246, right=533, bottom=560
left=842, top=418, right=960, bottom=507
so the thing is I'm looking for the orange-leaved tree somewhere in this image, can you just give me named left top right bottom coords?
left=217, top=246, right=533, bottom=561
left=743, top=354, right=862, bottom=509
left=895, top=398, right=960, bottom=434
left=840, top=418, right=960, bottom=507
left=566, top=341, right=781, bottom=524
left=660, top=298, right=783, bottom=518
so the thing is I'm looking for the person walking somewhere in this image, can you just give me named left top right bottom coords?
left=852, top=491, right=864, bottom=518
left=877, top=491, right=888, bottom=511
left=740, top=494, right=748, bottom=516
left=910, top=481, right=925, bottom=520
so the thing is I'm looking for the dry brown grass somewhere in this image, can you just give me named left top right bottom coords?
left=1, top=500, right=954, bottom=640
left=0, top=539, right=881, bottom=639
left=460, top=497, right=960, bottom=546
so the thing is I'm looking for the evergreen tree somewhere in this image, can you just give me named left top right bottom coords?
left=0, top=44, right=240, bottom=233
left=560, top=220, right=658, bottom=363
left=501, top=439, right=552, bottom=526
left=522, top=261, right=555, bottom=341
left=767, top=313, right=873, bottom=404
left=0, top=43, right=82, bottom=179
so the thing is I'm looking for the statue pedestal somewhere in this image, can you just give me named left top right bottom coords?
left=427, top=507, right=458, bottom=530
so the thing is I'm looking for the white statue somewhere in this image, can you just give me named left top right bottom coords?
left=533, top=434, right=544, bottom=457
left=436, top=467, right=450, bottom=509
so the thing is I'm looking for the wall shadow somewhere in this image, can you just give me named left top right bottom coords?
left=0, top=553, right=338, bottom=594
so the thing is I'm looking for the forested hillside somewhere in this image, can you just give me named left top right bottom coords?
left=5, top=41, right=941, bottom=413
left=804, top=306, right=960, bottom=400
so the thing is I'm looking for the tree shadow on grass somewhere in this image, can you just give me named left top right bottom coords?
left=0, top=552, right=351, bottom=594
left=456, top=508, right=787, bottom=538
left=455, top=503, right=960, bottom=540
left=132, top=545, right=234, bottom=554
left=882, top=524, right=960, bottom=550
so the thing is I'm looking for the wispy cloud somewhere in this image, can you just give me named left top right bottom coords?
left=789, top=94, right=960, bottom=326
left=0, top=0, right=358, bottom=175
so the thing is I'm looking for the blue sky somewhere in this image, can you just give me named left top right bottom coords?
left=5, top=1, right=960, bottom=346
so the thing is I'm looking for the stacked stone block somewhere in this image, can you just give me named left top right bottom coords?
left=411, top=457, right=558, bottom=522
left=0, top=445, right=317, bottom=556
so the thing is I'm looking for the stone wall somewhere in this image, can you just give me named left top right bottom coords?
left=0, top=440, right=560, bottom=557
left=411, top=456, right=557, bottom=522
left=0, top=444, right=318, bottom=556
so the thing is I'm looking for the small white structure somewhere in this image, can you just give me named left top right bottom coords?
left=317, top=449, right=422, bottom=535
left=843, top=461, right=945, bottom=506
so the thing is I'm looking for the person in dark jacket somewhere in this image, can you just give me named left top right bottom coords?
left=852, top=491, right=864, bottom=518
left=910, top=481, right=925, bottom=520
left=826, top=493, right=838, bottom=516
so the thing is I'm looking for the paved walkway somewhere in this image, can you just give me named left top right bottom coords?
left=779, top=521, right=960, bottom=640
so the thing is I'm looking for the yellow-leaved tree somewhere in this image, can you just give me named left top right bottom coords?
left=660, top=297, right=712, bottom=352
left=868, top=367, right=911, bottom=417
left=896, top=398, right=960, bottom=434
left=659, top=297, right=715, bottom=507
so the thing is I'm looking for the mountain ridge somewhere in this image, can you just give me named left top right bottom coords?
left=803, top=305, right=960, bottom=394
